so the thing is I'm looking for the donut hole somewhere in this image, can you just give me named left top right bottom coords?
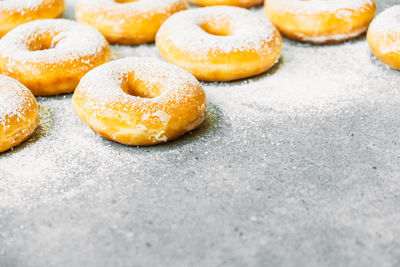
left=122, top=73, right=162, bottom=98
left=200, top=20, right=231, bottom=37
left=26, top=32, right=61, bottom=51
left=28, top=40, right=54, bottom=51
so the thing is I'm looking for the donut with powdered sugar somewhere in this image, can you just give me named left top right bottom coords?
left=0, top=19, right=110, bottom=96
left=75, top=0, right=187, bottom=45
left=265, top=0, right=376, bottom=44
left=72, top=57, right=207, bottom=146
left=156, top=6, right=282, bottom=82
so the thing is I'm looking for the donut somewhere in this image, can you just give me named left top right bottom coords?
left=72, top=57, right=207, bottom=146
left=156, top=6, right=282, bottom=82
left=75, top=0, right=188, bottom=45
left=367, top=5, right=400, bottom=70
left=0, top=75, right=39, bottom=153
left=0, top=19, right=110, bottom=96
left=0, top=0, right=65, bottom=38
left=188, top=0, right=262, bottom=8
left=264, top=0, right=376, bottom=44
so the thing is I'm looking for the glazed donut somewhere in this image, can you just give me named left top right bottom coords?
left=188, top=0, right=262, bottom=8
left=264, top=0, right=376, bottom=44
left=0, top=19, right=110, bottom=96
left=72, top=57, right=207, bottom=146
left=75, top=0, right=188, bottom=45
left=0, top=75, right=39, bottom=153
left=0, top=0, right=65, bottom=38
left=367, top=5, right=400, bottom=70
left=156, top=6, right=282, bottom=82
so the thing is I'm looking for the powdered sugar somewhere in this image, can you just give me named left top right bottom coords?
left=0, top=19, right=108, bottom=65
left=0, top=75, right=34, bottom=126
left=75, top=57, right=201, bottom=113
left=156, top=6, right=277, bottom=57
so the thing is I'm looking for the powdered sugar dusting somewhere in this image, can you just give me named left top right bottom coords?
left=0, top=19, right=108, bottom=65
left=0, top=75, right=34, bottom=126
left=156, top=6, right=277, bottom=57
left=76, top=57, right=201, bottom=114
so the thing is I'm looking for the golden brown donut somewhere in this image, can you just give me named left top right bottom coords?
left=0, top=0, right=65, bottom=38
left=367, top=5, right=400, bottom=70
left=0, top=19, right=110, bottom=96
left=0, top=75, right=39, bottom=153
left=188, top=0, right=262, bottom=8
left=156, top=6, right=282, bottom=82
left=75, top=0, right=188, bottom=45
left=265, top=0, right=376, bottom=44
left=73, top=57, right=207, bottom=146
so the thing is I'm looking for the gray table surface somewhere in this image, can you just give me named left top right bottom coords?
left=1, top=1, right=400, bottom=266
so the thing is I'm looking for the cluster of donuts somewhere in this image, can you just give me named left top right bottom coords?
left=0, top=0, right=399, bottom=153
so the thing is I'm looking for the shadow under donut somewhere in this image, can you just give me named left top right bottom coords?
left=98, top=101, right=230, bottom=152
left=368, top=50, right=400, bottom=74
left=281, top=33, right=367, bottom=48
left=156, top=101, right=227, bottom=149
left=1, top=103, right=54, bottom=156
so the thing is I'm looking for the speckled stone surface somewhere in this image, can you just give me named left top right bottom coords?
left=1, top=1, right=400, bottom=266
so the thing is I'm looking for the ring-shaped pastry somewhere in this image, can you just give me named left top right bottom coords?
left=156, top=6, right=282, bottom=81
left=72, top=57, right=207, bottom=146
left=0, top=19, right=110, bottom=96
left=264, top=0, right=376, bottom=44
left=75, top=0, right=188, bottom=45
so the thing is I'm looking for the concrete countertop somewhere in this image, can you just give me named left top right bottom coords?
left=1, top=0, right=400, bottom=266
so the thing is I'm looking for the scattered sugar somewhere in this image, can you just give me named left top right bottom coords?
left=1, top=0, right=400, bottom=209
